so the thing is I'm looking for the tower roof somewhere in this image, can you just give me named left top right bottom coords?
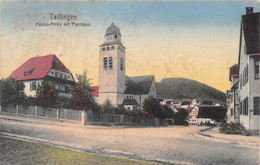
left=105, top=23, right=121, bottom=36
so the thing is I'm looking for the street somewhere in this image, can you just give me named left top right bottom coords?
left=0, top=115, right=258, bottom=165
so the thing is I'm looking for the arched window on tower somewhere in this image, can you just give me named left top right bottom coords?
left=103, top=57, right=107, bottom=70
left=120, top=58, right=124, bottom=71
left=109, top=57, right=113, bottom=69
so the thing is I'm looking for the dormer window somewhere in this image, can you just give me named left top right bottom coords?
left=102, top=47, right=105, bottom=51
left=107, top=47, right=110, bottom=50
left=115, top=34, right=117, bottom=39
left=111, top=46, right=115, bottom=50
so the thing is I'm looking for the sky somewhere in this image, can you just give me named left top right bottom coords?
left=0, top=0, right=260, bottom=92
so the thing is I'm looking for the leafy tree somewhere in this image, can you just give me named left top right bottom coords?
left=69, top=70, right=97, bottom=111
left=173, top=109, right=188, bottom=125
left=162, top=105, right=174, bottom=119
left=36, top=81, right=57, bottom=108
left=69, top=87, right=95, bottom=110
left=56, top=96, right=70, bottom=109
left=142, top=97, right=165, bottom=118
left=0, top=78, right=26, bottom=106
left=101, top=99, right=116, bottom=113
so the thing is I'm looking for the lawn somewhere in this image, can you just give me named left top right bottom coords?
left=0, top=136, right=163, bottom=165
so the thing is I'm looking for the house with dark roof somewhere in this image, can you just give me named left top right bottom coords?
left=97, top=23, right=157, bottom=109
left=10, top=54, right=75, bottom=97
left=226, top=64, right=240, bottom=124
left=237, top=7, right=260, bottom=130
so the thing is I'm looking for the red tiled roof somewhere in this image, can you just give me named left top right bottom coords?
left=10, top=54, right=71, bottom=81
left=186, top=107, right=193, bottom=113
left=173, top=100, right=181, bottom=104
left=189, top=99, right=199, bottom=105
left=90, top=86, right=99, bottom=97
left=229, top=64, right=238, bottom=80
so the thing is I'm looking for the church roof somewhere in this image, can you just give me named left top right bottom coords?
left=105, top=23, right=121, bottom=36
left=122, top=98, right=140, bottom=106
left=10, top=54, right=71, bottom=81
left=242, top=11, right=260, bottom=55
left=124, top=75, right=154, bottom=95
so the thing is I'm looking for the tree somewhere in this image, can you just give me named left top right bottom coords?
left=36, top=81, right=57, bottom=108
left=101, top=99, right=116, bottom=113
left=69, top=70, right=97, bottom=111
left=173, top=109, right=188, bottom=125
left=0, top=78, right=26, bottom=106
left=142, top=97, right=165, bottom=118
left=162, top=105, right=174, bottom=119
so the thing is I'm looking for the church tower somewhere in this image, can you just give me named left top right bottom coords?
left=98, top=23, right=126, bottom=105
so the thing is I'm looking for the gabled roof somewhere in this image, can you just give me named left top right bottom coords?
left=10, top=54, right=71, bottom=81
left=124, top=75, right=155, bottom=95
left=242, top=12, right=260, bottom=55
left=122, top=98, right=140, bottom=106
left=90, top=86, right=99, bottom=97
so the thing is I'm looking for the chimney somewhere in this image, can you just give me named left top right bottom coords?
left=246, top=7, right=253, bottom=14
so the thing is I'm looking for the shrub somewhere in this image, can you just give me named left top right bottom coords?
left=219, top=122, right=250, bottom=135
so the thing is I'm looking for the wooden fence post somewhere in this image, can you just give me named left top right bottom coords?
left=57, top=109, right=60, bottom=119
left=16, top=105, right=19, bottom=114
left=35, top=106, right=38, bottom=116
left=81, top=111, right=87, bottom=126
left=120, top=115, right=124, bottom=123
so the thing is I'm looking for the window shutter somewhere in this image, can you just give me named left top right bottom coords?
left=254, top=97, right=260, bottom=115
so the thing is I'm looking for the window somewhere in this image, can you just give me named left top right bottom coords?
left=109, top=57, right=113, bottom=69
left=253, top=97, right=260, bottom=115
left=111, top=46, right=115, bottom=50
left=120, top=58, right=124, bottom=71
left=102, top=47, right=105, bottom=51
left=106, top=47, right=110, bottom=50
left=30, top=82, right=36, bottom=91
left=255, top=57, right=260, bottom=79
left=231, top=109, right=233, bottom=116
left=68, top=75, right=70, bottom=79
left=65, top=86, right=71, bottom=94
left=103, top=57, right=107, bottom=70
left=115, top=34, right=117, bottom=39
left=240, top=102, right=242, bottom=115
left=243, top=97, right=248, bottom=116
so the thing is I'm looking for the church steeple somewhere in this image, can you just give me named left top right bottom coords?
left=98, top=23, right=126, bottom=106
left=105, top=23, right=121, bottom=36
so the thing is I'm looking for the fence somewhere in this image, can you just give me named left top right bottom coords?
left=0, top=104, right=166, bottom=126
left=0, top=104, right=82, bottom=122
left=84, top=111, right=165, bottom=126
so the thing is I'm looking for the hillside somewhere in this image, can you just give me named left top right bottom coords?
left=156, top=78, right=226, bottom=105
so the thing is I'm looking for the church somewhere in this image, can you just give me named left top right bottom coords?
left=97, top=23, right=158, bottom=110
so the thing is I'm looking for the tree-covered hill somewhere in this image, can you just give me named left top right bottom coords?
left=156, top=78, right=226, bottom=105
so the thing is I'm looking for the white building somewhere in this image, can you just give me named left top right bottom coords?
left=98, top=23, right=157, bottom=108
left=237, top=7, right=260, bottom=130
left=10, top=54, right=75, bottom=97
left=226, top=64, right=240, bottom=124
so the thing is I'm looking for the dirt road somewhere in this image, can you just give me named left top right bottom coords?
left=0, top=115, right=258, bottom=165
